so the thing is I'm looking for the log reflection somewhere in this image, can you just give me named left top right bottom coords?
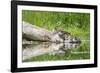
left=22, top=41, right=80, bottom=60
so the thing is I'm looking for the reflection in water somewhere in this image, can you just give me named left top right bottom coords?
left=22, top=41, right=80, bottom=60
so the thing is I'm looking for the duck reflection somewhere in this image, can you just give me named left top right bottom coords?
left=22, top=41, right=80, bottom=60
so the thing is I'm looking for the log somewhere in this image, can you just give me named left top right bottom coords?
left=22, top=21, right=52, bottom=41
left=22, top=21, right=81, bottom=43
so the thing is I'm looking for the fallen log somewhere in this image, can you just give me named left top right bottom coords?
left=22, top=21, right=52, bottom=42
left=22, top=21, right=81, bottom=43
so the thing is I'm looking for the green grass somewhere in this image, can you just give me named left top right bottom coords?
left=22, top=10, right=90, bottom=62
left=23, top=53, right=90, bottom=62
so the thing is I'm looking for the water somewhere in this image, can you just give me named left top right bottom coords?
left=22, top=41, right=90, bottom=62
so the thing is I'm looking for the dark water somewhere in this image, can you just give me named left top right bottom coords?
left=22, top=41, right=90, bottom=62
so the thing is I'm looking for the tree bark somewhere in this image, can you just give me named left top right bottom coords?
left=22, top=21, right=52, bottom=41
